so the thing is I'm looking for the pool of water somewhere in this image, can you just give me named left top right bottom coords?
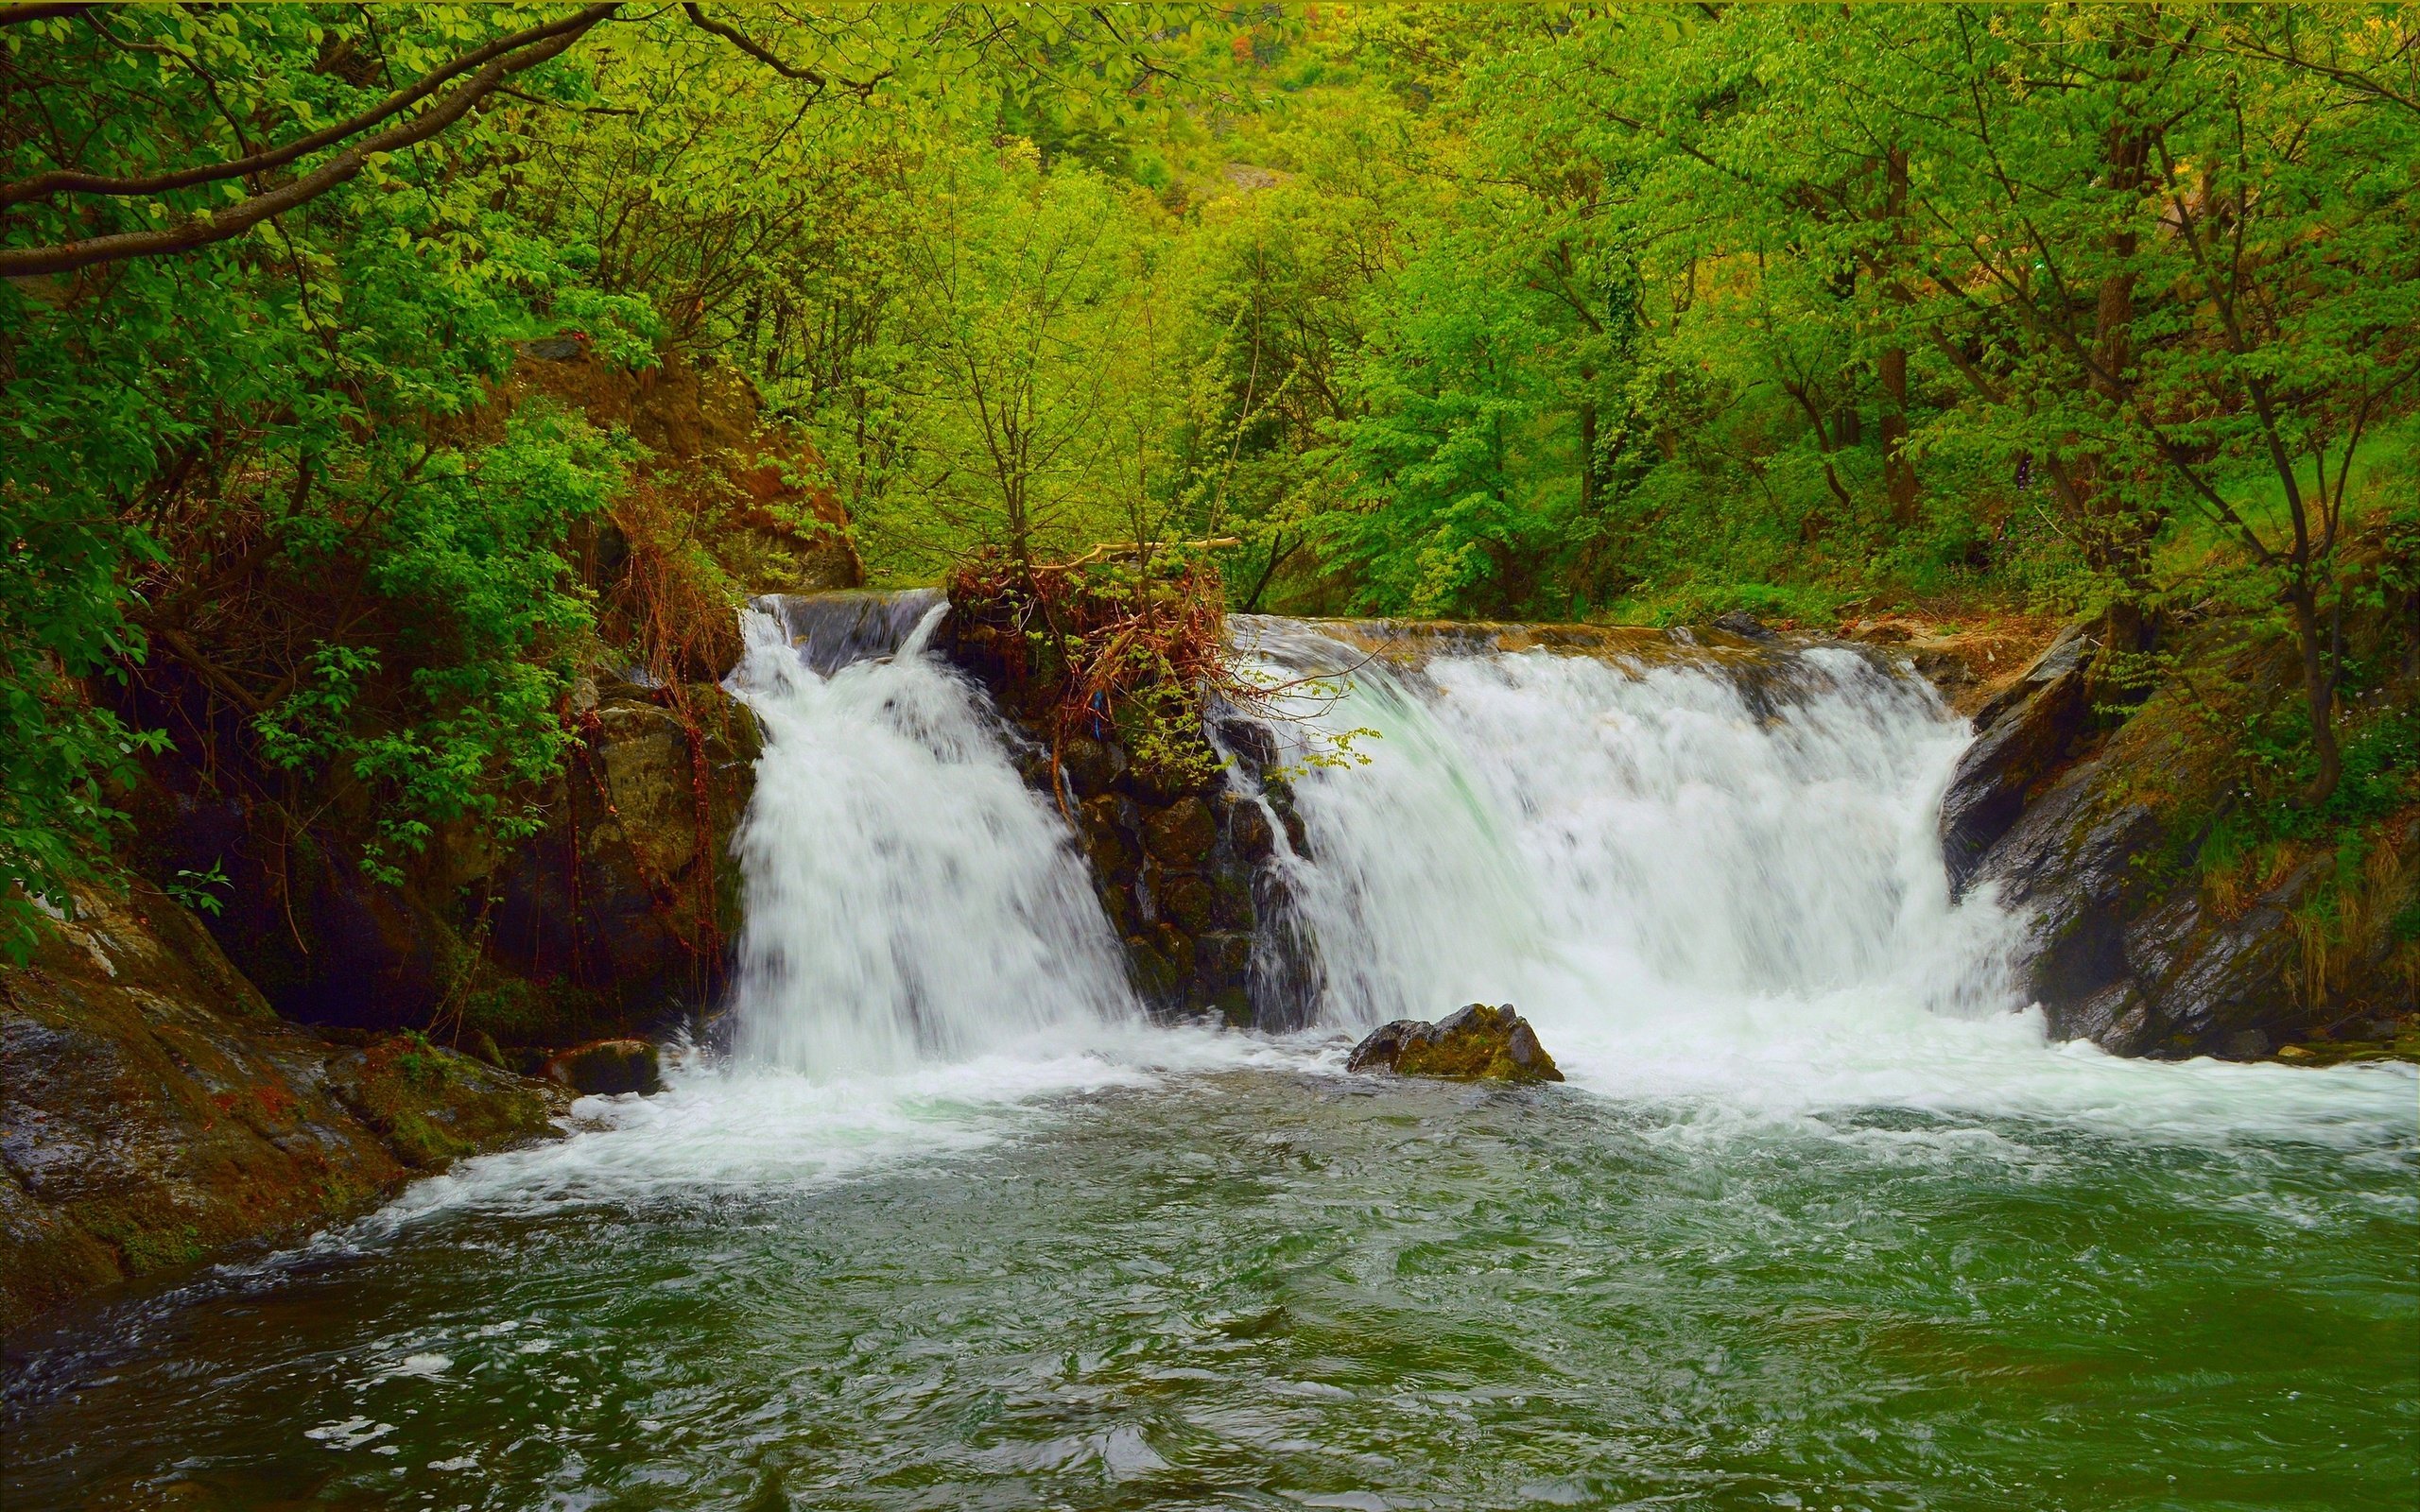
left=7, top=1042, right=2414, bottom=1511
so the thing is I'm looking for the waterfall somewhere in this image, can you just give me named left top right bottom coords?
left=723, top=599, right=1137, bottom=1074
left=722, top=595, right=2034, bottom=1091
left=1226, top=617, right=2042, bottom=1104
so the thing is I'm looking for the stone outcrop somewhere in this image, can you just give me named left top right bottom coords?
left=1940, top=622, right=2098, bottom=894
left=940, top=609, right=1307, bottom=1029
left=139, top=681, right=758, bottom=1057
left=543, top=1038, right=664, bottom=1096
left=1, top=887, right=563, bottom=1334
left=1039, top=731, right=1288, bottom=1026
left=1346, top=1005, right=1564, bottom=1082
left=1945, top=614, right=2417, bottom=1061
left=464, top=681, right=758, bottom=1051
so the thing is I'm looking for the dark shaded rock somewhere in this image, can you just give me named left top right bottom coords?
left=1158, top=870, right=1219, bottom=934
left=1060, top=737, right=1127, bottom=799
left=1346, top=1004, right=1564, bottom=1083
left=1145, top=797, right=1219, bottom=866
left=474, top=684, right=759, bottom=1046
left=139, top=683, right=760, bottom=1053
left=2220, top=1028, right=2272, bottom=1062
left=1225, top=796, right=1277, bottom=863
left=1273, top=801, right=1312, bottom=861
left=1080, top=793, right=1142, bottom=876
left=1195, top=931, right=1254, bottom=990
left=1345, top=1019, right=1422, bottom=1073
left=935, top=613, right=1301, bottom=1026
left=1977, top=755, right=2335, bottom=1059
left=1142, top=798, right=1219, bottom=866
left=543, top=1039, right=664, bottom=1096
left=1123, top=933, right=1184, bottom=1000
left=1216, top=717, right=1280, bottom=772
left=1945, top=607, right=2412, bottom=1061
left=1940, top=624, right=2097, bottom=894
left=1972, top=759, right=2165, bottom=1014
left=1713, top=610, right=1780, bottom=643
left=1, top=888, right=562, bottom=1334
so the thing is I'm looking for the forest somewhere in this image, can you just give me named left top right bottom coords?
left=3, top=2, right=2414, bottom=960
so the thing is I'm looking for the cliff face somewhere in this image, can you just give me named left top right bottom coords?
left=135, top=681, right=759, bottom=1058
left=1940, top=616, right=2417, bottom=1061
left=0, top=886, right=562, bottom=1335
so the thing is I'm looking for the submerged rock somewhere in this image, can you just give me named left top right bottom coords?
left=1346, top=1005, right=1564, bottom=1083
left=543, top=1039, right=664, bottom=1096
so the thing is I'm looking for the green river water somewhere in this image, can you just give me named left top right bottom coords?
left=6, top=1052, right=2414, bottom=1512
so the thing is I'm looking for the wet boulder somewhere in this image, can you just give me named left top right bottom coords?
left=1, top=887, right=563, bottom=1332
left=1939, top=623, right=2097, bottom=894
left=1144, top=796, right=1219, bottom=866
left=1347, top=1005, right=1564, bottom=1083
left=544, top=1039, right=664, bottom=1096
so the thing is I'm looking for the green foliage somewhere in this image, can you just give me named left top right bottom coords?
left=165, top=862, right=232, bottom=919
left=5, top=3, right=2414, bottom=958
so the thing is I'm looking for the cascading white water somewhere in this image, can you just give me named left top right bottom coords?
left=1238, top=622, right=2019, bottom=1022
left=1224, top=618, right=2354, bottom=1125
left=723, top=600, right=1137, bottom=1074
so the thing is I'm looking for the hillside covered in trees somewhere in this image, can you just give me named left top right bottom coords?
left=3, top=2, right=2414, bottom=978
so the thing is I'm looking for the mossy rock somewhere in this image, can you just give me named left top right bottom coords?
left=1347, top=1005, right=1564, bottom=1083
left=327, top=1035, right=563, bottom=1171
left=543, top=1038, right=664, bottom=1096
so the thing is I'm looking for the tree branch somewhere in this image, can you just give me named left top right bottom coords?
left=0, top=5, right=620, bottom=209
left=679, top=3, right=890, bottom=97
left=0, top=6, right=616, bottom=276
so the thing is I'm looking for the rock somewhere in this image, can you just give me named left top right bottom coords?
left=1224, top=796, right=1276, bottom=862
left=1144, top=797, right=1219, bottom=866
left=1194, top=931, right=1254, bottom=992
left=1079, top=793, right=1142, bottom=876
left=1216, top=717, right=1280, bottom=772
left=1945, top=606, right=2416, bottom=1060
left=1346, top=1005, right=1564, bottom=1083
left=1, top=888, right=562, bottom=1333
left=476, top=684, right=759, bottom=1043
left=543, top=1039, right=663, bottom=1096
left=1156, top=870, right=1219, bottom=934
left=1059, top=737, right=1127, bottom=799
left=1713, top=610, right=1780, bottom=643
left=134, top=681, right=760, bottom=1053
left=1939, top=623, right=2097, bottom=894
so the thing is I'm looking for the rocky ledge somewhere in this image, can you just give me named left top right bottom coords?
left=1, top=886, right=567, bottom=1335
left=1938, top=610, right=2415, bottom=1061
left=1347, top=1005, right=1564, bottom=1083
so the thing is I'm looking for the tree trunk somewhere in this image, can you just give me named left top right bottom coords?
left=1879, top=344, right=1916, bottom=525
left=2286, top=573, right=2342, bottom=807
left=1876, top=148, right=1918, bottom=526
left=2085, top=41, right=2154, bottom=591
left=1578, top=400, right=1599, bottom=516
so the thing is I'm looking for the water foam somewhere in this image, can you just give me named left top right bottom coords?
left=1240, top=623, right=2415, bottom=1147
left=723, top=603, right=1137, bottom=1074
left=375, top=610, right=2411, bottom=1234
